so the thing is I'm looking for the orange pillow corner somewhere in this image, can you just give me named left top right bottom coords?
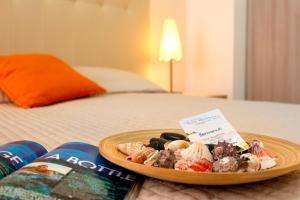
left=0, top=54, right=107, bottom=108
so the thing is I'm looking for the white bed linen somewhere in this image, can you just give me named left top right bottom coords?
left=73, top=66, right=166, bottom=94
left=0, top=93, right=299, bottom=199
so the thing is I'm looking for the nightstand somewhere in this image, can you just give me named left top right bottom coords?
left=182, top=92, right=228, bottom=99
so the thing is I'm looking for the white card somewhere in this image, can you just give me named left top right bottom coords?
left=179, top=109, right=249, bottom=150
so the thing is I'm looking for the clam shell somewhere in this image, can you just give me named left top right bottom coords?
left=165, top=140, right=190, bottom=151
left=249, top=140, right=265, bottom=155
left=174, top=149, right=183, bottom=161
left=144, top=151, right=160, bottom=166
left=181, top=142, right=213, bottom=162
left=175, top=159, right=213, bottom=172
left=259, top=156, right=277, bottom=169
left=127, top=147, right=156, bottom=164
left=240, top=153, right=260, bottom=172
left=212, top=141, right=237, bottom=160
left=153, top=149, right=176, bottom=168
left=117, top=142, right=144, bottom=156
left=213, top=157, right=238, bottom=172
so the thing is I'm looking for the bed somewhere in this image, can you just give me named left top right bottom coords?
left=0, top=66, right=300, bottom=200
left=1, top=1, right=300, bottom=199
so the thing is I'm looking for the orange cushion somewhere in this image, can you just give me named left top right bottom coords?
left=0, top=54, right=106, bottom=108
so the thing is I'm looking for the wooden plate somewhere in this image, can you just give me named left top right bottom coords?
left=99, top=129, right=300, bottom=185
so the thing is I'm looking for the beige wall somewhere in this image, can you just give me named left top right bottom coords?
left=149, top=0, right=247, bottom=98
left=0, top=0, right=247, bottom=97
left=233, top=0, right=247, bottom=99
left=185, top=0, right=235, bottom=97
left=147, top=0, right=186, bottom=92
left=0, top=0, right=150, bottom=75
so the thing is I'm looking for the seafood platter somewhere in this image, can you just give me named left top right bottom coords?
left=117, top=132, right=277, bottom=173
left=99, top=129, right=300, bottom=185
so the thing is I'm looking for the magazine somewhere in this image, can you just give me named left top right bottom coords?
left=0, top=141, right=143, bottom=200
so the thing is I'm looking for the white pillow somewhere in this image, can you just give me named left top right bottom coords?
left=73, top=66, right=166, bottom=93
left=0, top=91, right=10, bottom=103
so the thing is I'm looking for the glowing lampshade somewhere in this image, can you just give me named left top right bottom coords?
left=159, top=18, right=182, bottom=62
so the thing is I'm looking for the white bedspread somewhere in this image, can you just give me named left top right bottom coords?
left=0, top=93, right=299, bottom=199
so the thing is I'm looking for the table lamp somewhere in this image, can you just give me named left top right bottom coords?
left=159, top=18, right=182, bottom=93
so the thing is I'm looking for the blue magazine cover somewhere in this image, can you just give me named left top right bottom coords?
left=0, top=141, right=142, bottom=200
left=0, top=141, right=47, bottom=179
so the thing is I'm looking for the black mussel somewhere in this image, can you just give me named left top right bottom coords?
left=206, top=144, right=215, bottom=152
left=147, top=138, right=168, bottom=150
left=160, top=132, right=187, bottom=141
left=150, top=138, right=168, bottom=144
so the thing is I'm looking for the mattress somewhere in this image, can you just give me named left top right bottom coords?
left=0, top=93, right=300, bottom=199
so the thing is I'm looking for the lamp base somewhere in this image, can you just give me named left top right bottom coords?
left=169, top=59, right=173, bottom=93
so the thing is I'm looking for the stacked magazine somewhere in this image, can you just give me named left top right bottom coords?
left=0, top=141, right=142, bottom=200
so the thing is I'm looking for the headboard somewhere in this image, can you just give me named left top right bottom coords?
left=0, top=0, right=150, bottom=74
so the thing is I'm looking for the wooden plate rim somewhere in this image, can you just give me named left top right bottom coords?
left=99, top=129, right=300, bottom=184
